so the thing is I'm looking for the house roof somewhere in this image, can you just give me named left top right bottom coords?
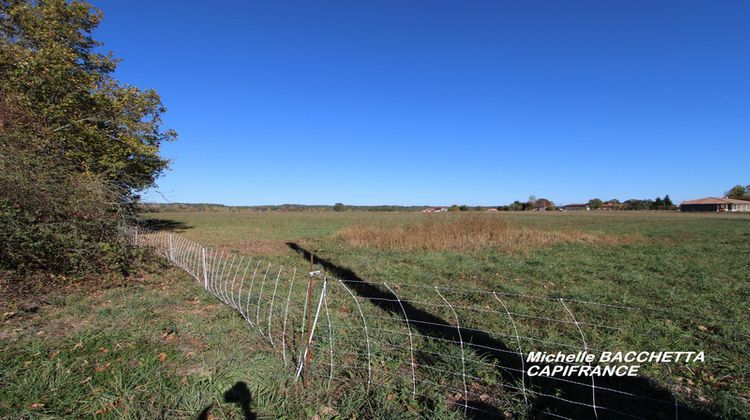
left=681, top=197, right=750, bottom=205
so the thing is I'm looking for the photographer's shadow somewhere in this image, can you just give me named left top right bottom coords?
left=198, top=381, right=257, bottom=420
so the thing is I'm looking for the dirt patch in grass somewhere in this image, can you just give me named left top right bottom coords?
left=338, top=215, right=641, bottom=254
left=38, top=314, right=93, bottom=338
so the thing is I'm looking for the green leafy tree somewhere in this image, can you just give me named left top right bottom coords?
left=1, top=0, right=175, bottom=190
left=726, top=185, right=749, bottom=199
left=508, top=201, right=524, bottom=211
left=333, top=202, right=346, bottom=212
left=1, top=0, right=175, bottom=273
left=588, top=198, right=603, bottom=209
left=623, top=199, right=654, bottom=210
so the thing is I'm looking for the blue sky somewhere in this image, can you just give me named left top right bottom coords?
left=93, top=1, right=749, bottom=206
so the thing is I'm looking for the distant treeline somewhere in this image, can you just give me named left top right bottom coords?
left=495, top=196, right=678, bottom=211
left=141, top=185, right=750, bottom=214
left=140, top=197, right=678, bottom=213
left=140, top=203, right=432, bottom=213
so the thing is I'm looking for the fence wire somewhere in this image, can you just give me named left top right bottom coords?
left=127, top=226, right=700, bottom=419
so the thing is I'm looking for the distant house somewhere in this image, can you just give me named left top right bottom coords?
left=680, top=197, right=750, bottom=212
left=562, top=203, right=590, bottom=211
left=422, top=207, right=448, bottom=213
left=486, top=208, right=498, bottom=212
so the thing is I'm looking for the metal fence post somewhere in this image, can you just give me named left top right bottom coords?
left=168, top=233, right=174, bottom=261
left=202, top=247, right=208, bottom=289
left=304, top=252, right=314, bottom=387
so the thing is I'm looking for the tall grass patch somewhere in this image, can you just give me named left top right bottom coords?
left=338, top=214, right=639, bottom=254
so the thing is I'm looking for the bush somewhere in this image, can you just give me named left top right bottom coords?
left=0, top=140, right=132, bottom=273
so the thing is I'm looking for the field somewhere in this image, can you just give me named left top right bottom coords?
left=2, top=210, right=748, bottom=418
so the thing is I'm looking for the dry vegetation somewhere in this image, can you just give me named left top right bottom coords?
left=338, top=214, right=639, bottom=254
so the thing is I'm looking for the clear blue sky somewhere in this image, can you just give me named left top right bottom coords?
left=93, top=1, right=748, bottom=206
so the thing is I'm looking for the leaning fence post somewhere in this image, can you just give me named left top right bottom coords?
left=202, top=247, right=208, bottom=289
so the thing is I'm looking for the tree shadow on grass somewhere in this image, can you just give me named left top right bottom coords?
left=139, top=218, right=192, bottom=232
left=287, top=242, right=717, bottom=419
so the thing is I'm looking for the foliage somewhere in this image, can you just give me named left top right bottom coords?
left=507, top=200, right=525, bottom=211
left=623, top=199, right=654, bottom=210
left=0, top=144, right=130, bottom=272
left=726, top=184, right=749, bottom=200
left=533, top=198, right=555, bottom=210
left=0, top=0, right=174, bottom=273
left=333, top=202, right=346, bottom=212
left=587, top=198, right=603, bottom=209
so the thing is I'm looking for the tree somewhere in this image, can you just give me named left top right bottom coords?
left=534, top=198, right=555, bottom=211
left=1, top=0, right=175, bottom=273
left=588, top=198, right=603, bottom=209
left=1, top=0, right=175, bottom=190
left=726, top=185, right=749, bottom=199
left=333, top=203, right=346, bottom=212
left=508, top=201, right=524, bottom=211
left=663, top=195, right=674, bottom=209
left=623, top=199, right=654, bottom=210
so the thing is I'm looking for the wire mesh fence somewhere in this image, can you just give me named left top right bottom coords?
left=127, top=226, right=709, bottom=419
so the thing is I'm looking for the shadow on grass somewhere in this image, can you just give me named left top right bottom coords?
left=197, top=381, right=257, bottom=420
left=139, top=218, right=192, bottom=232
left=287, top=242, right=717, bottom=419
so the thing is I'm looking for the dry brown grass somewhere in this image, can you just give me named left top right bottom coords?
left=338, top=214, right=639, bottom=254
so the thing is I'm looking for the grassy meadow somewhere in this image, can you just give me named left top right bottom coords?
left=2, top=210, right=748, bottom=418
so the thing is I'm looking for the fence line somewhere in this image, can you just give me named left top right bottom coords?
left=127, top=226, right=695, bottom=419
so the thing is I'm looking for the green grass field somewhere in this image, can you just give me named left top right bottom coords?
left=2, top=211, right=748, bottom=418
